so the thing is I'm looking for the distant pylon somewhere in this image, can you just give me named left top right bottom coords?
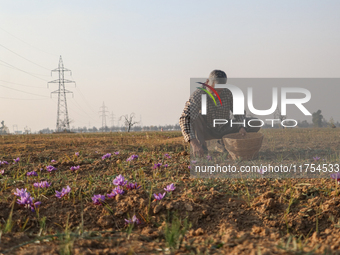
left=99, top=102, right=109, bottom=131
left=48, top=56, right=75, bottom=132
left=110, top=112, right=115, bottom=127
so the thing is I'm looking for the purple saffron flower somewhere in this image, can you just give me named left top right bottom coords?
left=46, top=165, right=57, bottom=172
left=331, top=172, right=340, bottom=184
left=164, top=183, right=176, bottom=192
left=126, top=154, right=138, bottom=162
left=0, top=169, right=4, bottom=175
left=51, top=159, right=56, bottom=163
left=27, top=171, right=38, bottom=177
left=188, top=165, right=191, bottom=169
left=164, top=153, right=171, bottom=159
left=125, top=215, right=141, bottom=224
left=13, top=157, right=20, bottom=164
left=14, top=188, right=28, bottom=197
left=92, top=194, right=105, bottom=205
left=33, top=181, right=50, bottom=188
left=153, top=192, right=166, bottom=201
left=313, top=156, right=321, bottom=161
left=113, top=174, right=127, bottom=186
left=70, top=165, right=80, bottom=171
left=153, top=163, right=162, bottom=169
left=258, top=168, right=265, bottom=175
left=102, top=153, right=112, bottom=160
left=113, top=186, right=125, bottom=195
left=114, top=151, right=119, bottom=155
left=55, top=186, right=71, bottom=198
left=75, top=152, right=79, bottom=157
left=207, top=155, right=212, bottom=161
left=164, top=164, right=168, bottom=168
left=191, top=160, right=197, bottom=164
left=126, top=182, right=141, bottom=190
left=0, top=161, right=8, bottom=166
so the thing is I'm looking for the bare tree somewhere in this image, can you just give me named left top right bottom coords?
left=119, top=113, right=139, bottom=132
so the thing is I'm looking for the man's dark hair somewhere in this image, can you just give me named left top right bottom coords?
left=208, top=70, right=227, bottom=85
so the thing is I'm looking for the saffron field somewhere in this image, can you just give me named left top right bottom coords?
left=1, top=129, right=340, bottom=254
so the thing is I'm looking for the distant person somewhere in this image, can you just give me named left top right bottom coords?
left=179, top=70, right=261, bottom=157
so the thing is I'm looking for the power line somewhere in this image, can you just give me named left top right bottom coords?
left=0, top=84, right=48, bottom=97
left=0, top=58, right=48, bottom=82
left=0, top=42, right=51, bottom=71
left=0, top=26, right=58, bottom=57
left=0, top=96, right=48, bottom=100
left=0, top=79, right=46, bottom=88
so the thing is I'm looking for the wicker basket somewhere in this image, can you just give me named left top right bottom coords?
left=222, top=133, right=264, bottom=160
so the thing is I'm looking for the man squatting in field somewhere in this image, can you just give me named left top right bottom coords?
left=179, top=70, right=261, bottom=157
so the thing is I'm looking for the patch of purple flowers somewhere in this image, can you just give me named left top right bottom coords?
left=114, top=151, right=119, bottom=155
left=164, top=183, right=176, bottom=192
left=92, top=194, right=105, bottom=205
left=125, top=215, right=141, bottom=224
left=126, top=182, right=141, bottom=190
left=70, top=165, right=80, bottom=171
left=14, top=188, right=41, bottom=212
left=13, top=157, right=20, bottom=164
left=0, top=161, right=8, bottom=165
left=164, top=153, right=171, bottom=159
left=113, top=174, right=127, bottom=186
left=126, top=154, right=138, bottom=162
left=46, top=165, right=57, bottom=172
left=331, top=172, right=340, bottom=184
left=153, top=163, right=162, bottom=169
left=27, top=171, right=38, bottom=176
left=33, top=181, right=50, bottom=188
left=153, top=192, right=166, bottom=201
left=107, top=186, right=125, bottom=198
left=55, top=186, right=71, bottom=198
left=102, top=153, right=112, bottom=160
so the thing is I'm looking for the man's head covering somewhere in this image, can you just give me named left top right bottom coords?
left=208, top=70, right=227, bottom=85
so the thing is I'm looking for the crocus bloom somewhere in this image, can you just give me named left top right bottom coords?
left=114, top=151, right=119, bottom=155
left=113, top=174, right=127, bottom=186
left=75, top=152, right=79, bottom=157
left=164, top=183, right=176, bottom=192
left=207, top=155, right=212, bottom=161
left=33, top=181, right=50, bottom=188
left=70, top=165, right=80, bottom=171
left=258, top=168, right=265, bottom=175
left=27, top=171, right=38, bottom=176
left=153, top=192, right=166, bottom=201
left=126, top=154, right=138, bottom=162
left=113, top=186, right=124, bottom=195
left=125, top=215, right=141, bottom=224
left=0, top=169, right=4, bottom=175
left=14, top=188, right=28, bottom=197
left=13, top=157, right=20, bottom=164
left=191, top=160, right=197, bottom=164
left=313, top=156, right=321, bottom=161
left=164, top=153, right=171, bottom=159
left=164, top=164, right=168, bottom=168
left=102, top=153, right=112, bottom=160
left=15, top=189, right=41, bottom=212
left=331, top=172, right=340, bottom=184
left=46, top=165, right=57, bottom=172
left=0, top=161, right=8, bottom=165
left=55, top=186, right=71, bottom=198
left=125, top=182, right=141, bottom=190
left=153, top=163, right=162, bottom=169
left=51, top=160, right=56, bottom=163
left=92, top=194, right=105, bottom=205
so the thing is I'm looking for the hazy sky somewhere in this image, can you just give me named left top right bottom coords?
left=0, top=0, right=339, bottom=132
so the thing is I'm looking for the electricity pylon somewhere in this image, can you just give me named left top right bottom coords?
left=48, top=56, right=75, bottom=132
left=99, top=102, right=109, bottom=131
